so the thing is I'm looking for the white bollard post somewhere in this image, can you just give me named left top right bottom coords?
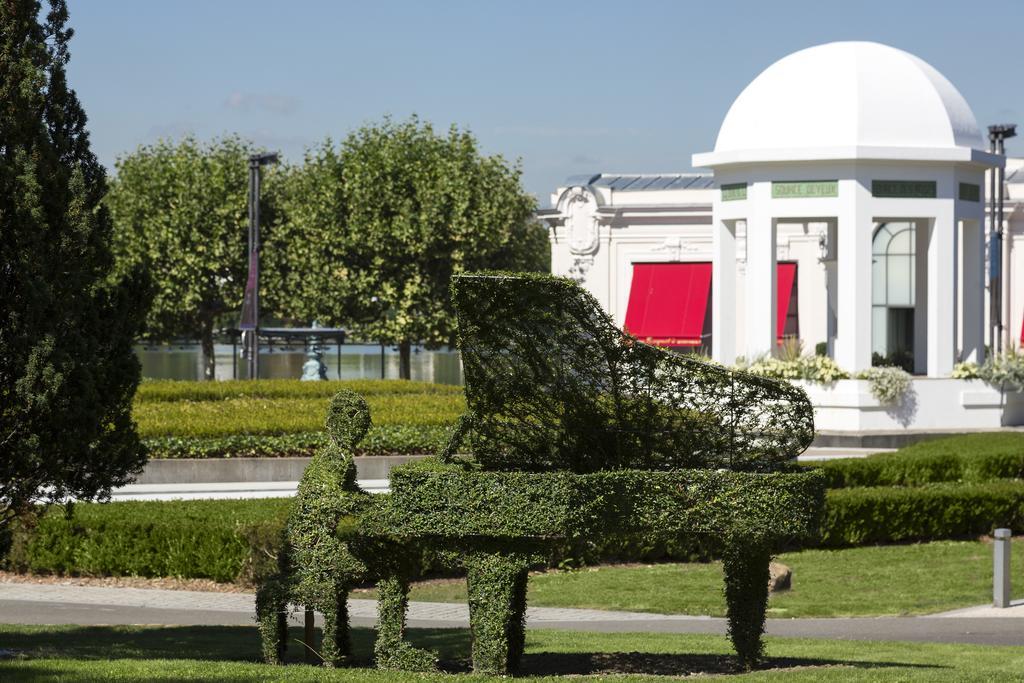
left=994, top=528, right=1011, bottom=608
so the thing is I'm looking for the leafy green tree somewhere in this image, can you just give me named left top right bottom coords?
left=107, top=137, right=279, bottom=380
left=270, top=118, right=547, bottom=378
left=0, top=0, right=150, bottom=529
left=260, top=141, right=349, bottom=326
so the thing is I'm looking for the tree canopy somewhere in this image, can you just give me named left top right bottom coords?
left=270, top=118, right=549, bottom=377
left=0, top=0, right=150, bottom=527
left=107, top=118, right=549, bottom=380
left=106, top=136, right=279, bottom=380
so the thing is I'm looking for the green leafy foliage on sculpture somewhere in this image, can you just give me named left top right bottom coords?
left=453, top=272, right=815, bottom=473
left=106, top=136, right=280, bottom=380
left=0, top=0, right=150, bottom=531
left=256, top=272, right=823, bottom=673
left=255, top=389, right=375, bottom=666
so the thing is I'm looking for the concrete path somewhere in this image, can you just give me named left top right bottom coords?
left=932, top=598, right=1024, bottom=618
left=797, top=447, right=890, bottom=462
left=109, top=479, right=389, bottom=501
left=1, top=583, right=1022, bottom=646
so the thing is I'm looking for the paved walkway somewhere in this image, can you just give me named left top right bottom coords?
left=109, top=479, right=389, bottom=501
left=1, top=584, right=1022, bottom=646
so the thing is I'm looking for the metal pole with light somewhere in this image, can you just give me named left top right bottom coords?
left=239, top=152, right=279, bottom=379
left=989, top=125, right=1017, bottom=354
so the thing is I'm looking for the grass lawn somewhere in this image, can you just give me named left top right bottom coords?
left=0, top=624, right=1021, bottom=681
left=353, top=539, right=1024, bottom=618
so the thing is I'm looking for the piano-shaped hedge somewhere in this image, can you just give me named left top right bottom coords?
left=367, top=459, right=823, bottom=542
left=257, top=272, right=824, bottom=675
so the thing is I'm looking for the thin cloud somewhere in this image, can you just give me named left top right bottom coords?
left=494, top=124, right=641, bottom=138
left=146, top=121, right=196, bottom=139
left=224, top=92, right=299, bottom=116
left=571, top=154, right=601, bottom=165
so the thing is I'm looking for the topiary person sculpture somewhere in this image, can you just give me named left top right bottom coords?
left=255, top=389, right=372, bottom=666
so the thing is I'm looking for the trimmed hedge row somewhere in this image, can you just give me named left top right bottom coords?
left=4, top=499, right=291, bottom=583
left=135, top=394, right=464, bottom=439
left=136, top=379, right=463, bottom=403
left=810, top=433, right=1024, bottom=488
left=821, top=480, right=1024, bottom=546
left=6, top=479, right=1023, bottom=583
left=143, top=424, right=450, bottom=459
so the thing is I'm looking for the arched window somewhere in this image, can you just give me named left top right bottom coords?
left=871, top=222, right=915, bottom=369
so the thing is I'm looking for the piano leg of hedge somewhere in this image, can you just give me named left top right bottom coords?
left=255, top=550, right=291, bottom=665
left=373, top=573, right=438, bottom=671
left=721, top=535, right=772, bottom=670
left=318, top=583, right=351, bottom=667
left=465, top=551, right=531, bottom=676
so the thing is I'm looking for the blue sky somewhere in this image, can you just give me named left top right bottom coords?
left=68, top=0, right=1022, bottom=205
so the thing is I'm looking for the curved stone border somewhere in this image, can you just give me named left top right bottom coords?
left=133, top=455, right=430, bottom=485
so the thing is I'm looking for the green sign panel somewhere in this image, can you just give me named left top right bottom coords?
left=871, top=180, right=936, bottom=198
left=959, top=182, right=980, bottom=202
left=721, top=183, right=747, bottom=201
left=772, top=180, right=838, bottom=199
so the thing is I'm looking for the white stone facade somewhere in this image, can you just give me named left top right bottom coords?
left=539, top=42, right=1024, bottom=432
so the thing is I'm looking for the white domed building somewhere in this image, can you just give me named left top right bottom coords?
left=541, top=42, right=1024, bottom=435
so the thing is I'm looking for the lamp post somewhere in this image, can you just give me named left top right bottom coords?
left=989, top=125, right=1017, bottom=354
left=239, top=152, right=279, bottom=380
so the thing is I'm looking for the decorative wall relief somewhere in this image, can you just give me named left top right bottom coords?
left=652, top=236, right=700, bottom=262
left=568, top=256, right=594, bottom=283
left=564, top=187, right=600, bottom=256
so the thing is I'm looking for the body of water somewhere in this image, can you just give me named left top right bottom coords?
left=136, top=343, right=464, bottom=385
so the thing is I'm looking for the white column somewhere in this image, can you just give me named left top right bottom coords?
left=744, top=211, right=776, bottom=359
left=914, top=221, right=929, bottom=374
left=928, top=205, right=956, bottom=376
left=835, top=184, right=873, bottom=372
left=712, top=220, right=737, bottom=364
left=961, top=218, right=985, bottom=363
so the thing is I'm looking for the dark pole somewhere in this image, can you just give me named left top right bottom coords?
left=240, top=152, right=278, bottom=380
left=989, top=124, right=1017, bottom=354
left=990, top=132, right=999, bottom=353
left=380, top=342, right=385, bottom=380
left=999, top=134, right=1007, bottom=353
left=248, top=158, right=259, bottom=379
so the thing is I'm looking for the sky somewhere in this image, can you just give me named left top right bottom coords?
left=67, top=0, right=1023, bottom=206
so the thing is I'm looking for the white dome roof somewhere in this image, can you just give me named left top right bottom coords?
left=694, top=42, right=987, bottom=167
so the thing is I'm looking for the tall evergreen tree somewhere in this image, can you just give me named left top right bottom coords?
left=0, top=0, right=150, bottom=528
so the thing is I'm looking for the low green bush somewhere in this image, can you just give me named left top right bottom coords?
left=136, top=379, right=462, bottom=403
left=810, top=433, right=1024, bottom=488
left=5, top=499, right=291, bottom=584
left=131, top=379, right=465, bottom=457
left=135, top=394, right=464, bottom=439
left=142, top=425, right=450, bottom=458
left=821, top=481, right=1024, bottom=547
left=8, top=477, right=1022, bottom=583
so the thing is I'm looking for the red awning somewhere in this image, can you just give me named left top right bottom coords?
left=776, top=262, right=797, bottom=342
left=624, top=261, right=798, bottom=347
left=624, top=263, right=712, bottom=346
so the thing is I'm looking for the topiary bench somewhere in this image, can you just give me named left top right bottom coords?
left=257, top=272, right=824, bottom=674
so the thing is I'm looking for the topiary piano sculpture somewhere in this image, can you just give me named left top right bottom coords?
left=256, top=271, right=824, bottom=674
